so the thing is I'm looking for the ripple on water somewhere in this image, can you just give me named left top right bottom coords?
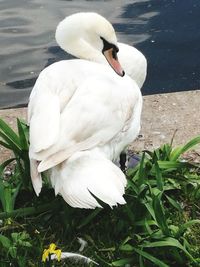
left=0, top=0, right=200, bottom=108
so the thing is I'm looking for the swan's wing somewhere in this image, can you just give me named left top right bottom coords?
left=28, top=61, right=79, bottom=155
left=28, top=65, right=72, bottom=197
left=28, top=91, right=60, bottom=153
left=37, top=77, right=137, bottom=172
left=28, top=90, right=61, bottom=196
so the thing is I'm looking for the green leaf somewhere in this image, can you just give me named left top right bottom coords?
left=154, top=161, right=163, bottom=191
left=18, top=119, right=29, bottom=140
left=137, top=152, right=146, bottom=186
left=0, top=177, right=21, bottom=212
left=177, top=220, right=200, bottom=236
left=141, top=237, right=195, bottom=262
left=133, top=247, right=169, bottom=267
left=139, top=254, right=145, bottom=267
left=0, top=118, right=20, bottom=146
left=170, top=136, right=200, bottom=161
left=0, top=140, right=12, bottom=150
left=18, top=240, right=32, bottom=247
left=152, top=193, right=170, bottom=235
left=119, top=244, right=134, bottom=252
left=144, top=218, right=153, bottom=235
left=8, top=246, right=17, bottom=258
left=0, top=185, right=13, bottom=212
left=127, top=180, right=139, bottom=195
left=165, top=195, right=182, bottom=211
left=157, top=161, right=188, bottom=170
left=11, top=182, right=22, bottom=210
left=144, top=202, right=157, bottom=224
left=0, top=234, right=11, bottom=249
left=0, top=131, right=21, bottom=154
left=17, top=119, right=29, bottom=150
left=112, top=257, right=134, bottom=266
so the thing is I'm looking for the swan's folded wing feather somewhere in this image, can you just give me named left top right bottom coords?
left=38, top=77, right=136, bottom=171
left=28, top=92, right=60, bottom=154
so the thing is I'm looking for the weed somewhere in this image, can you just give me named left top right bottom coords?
left=0, top=118, right=199, bottom=266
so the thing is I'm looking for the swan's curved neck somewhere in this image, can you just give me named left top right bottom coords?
left=55, top=13, right=125, bottom=77
left=55, top=15, right=105, bottom=63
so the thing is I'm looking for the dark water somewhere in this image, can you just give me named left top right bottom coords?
left=0, top=0, right=200, bottom=108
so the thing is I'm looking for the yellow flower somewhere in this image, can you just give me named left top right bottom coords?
left=42, top=243, right=62, bottom=262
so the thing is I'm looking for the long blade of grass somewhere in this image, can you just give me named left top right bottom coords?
left=141, top=237, right=196, bottom=262
left=137, top=152, right=146, bottom=186
left=0, top=180, right=6, bottom=211
left=139, top=254, right=145, bottom=267
left=152, top=193, right=170, bottom=235
left=0, top=131, right=21, bottom=154
left=154, top=161, right=163, bottom=191
left=144, top=218, right=153, bottom=235
left=0, top=140, right=12, bottom=150
left=133, top=247, right=169, bottom=267
left=18, top=119, right=29, bottom=140
left=112, top=257, right=134, bottom=266
left=170, top=136, right=200, bottom=161
left=0, top=234, right=11, bottom=249
left=158, top=161, right=189, bottom=170
left=0, top=180, right=15, bottom=213
left=127, top=180, right=139, bottom=195
left=11, top=182, right=22, bottom=211
left=165, top=195, right=182, bottom=211
left=144, top=202, right=157, bottom=224
left=0, top=201, right=59, bottom=219
left=17, top=119, right=29, bottom=150
left=119, top=243, right=134, bottom=252
left=0, top=118, right=20, bottom=146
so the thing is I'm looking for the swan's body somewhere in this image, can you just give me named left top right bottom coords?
left=28, top=12, right=146, bottom=209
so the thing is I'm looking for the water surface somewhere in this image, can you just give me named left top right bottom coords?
left=0, top=0, right=199, bottom=108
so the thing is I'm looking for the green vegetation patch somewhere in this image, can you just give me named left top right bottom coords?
left=0, top=118, right=200, bottom=266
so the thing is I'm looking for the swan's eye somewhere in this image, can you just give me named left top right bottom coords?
left=114, top=45, right=119, bottom=53
left=100, top=37, right=118, bottom=55
left=112, top=49, right=117, bottom=60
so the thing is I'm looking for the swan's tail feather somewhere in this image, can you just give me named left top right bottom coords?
left=30, top=158, right=42, bottom=196
left=50, top=151, right=127, bottom=209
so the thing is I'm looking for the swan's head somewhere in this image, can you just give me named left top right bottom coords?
left=56, top=12, right=125, bottom=77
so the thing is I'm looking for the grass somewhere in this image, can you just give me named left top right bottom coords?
left=0, top=118, right=200, bottom=266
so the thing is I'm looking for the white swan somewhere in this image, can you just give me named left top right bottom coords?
left=28, top=12, right=146, bottom=209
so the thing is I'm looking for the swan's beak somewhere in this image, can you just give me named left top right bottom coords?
left=103, top=48, right=125, bottom=77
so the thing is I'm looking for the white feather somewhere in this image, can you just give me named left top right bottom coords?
left=50, top=251, right=98, bottom=265
left=50, top=151, right=126, bottom=209
left=77, top=237, right=87, bottom=252
left=30, top=159, right=42, bottom=196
